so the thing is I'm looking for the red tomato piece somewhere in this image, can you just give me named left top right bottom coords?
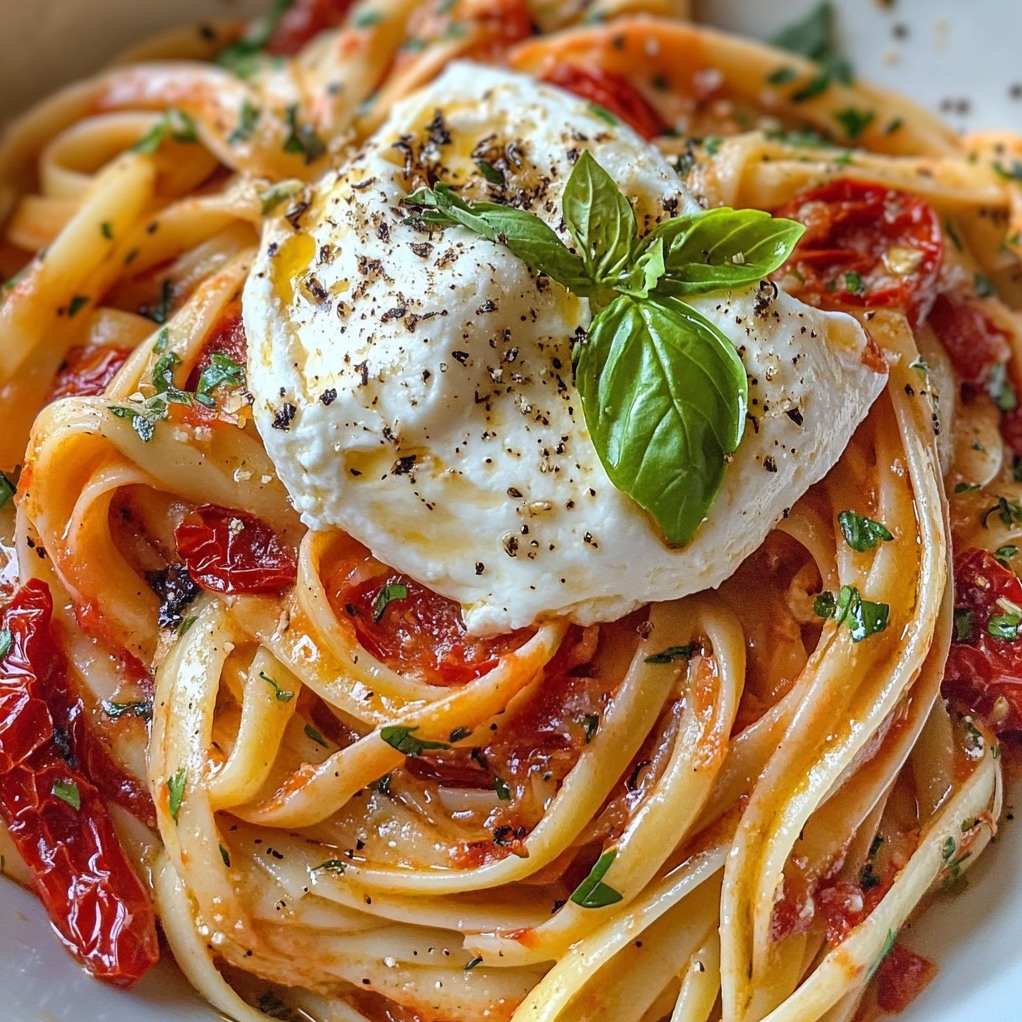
left=334, top=569, right=526, bottom=686
left=928, top=293, right=1010, bottom=388
left=49, top=345, right=131, bottom=401
left=471, top=0, right=534, bottom=53
left=944, top=547, right=1022, bottom=733
left=0, top=580, right=159, bottom=985
left=174, top=505, right=297, bottom=595
left=775, top=179, right=943, bottom=327
left=266, top=0, right=356, bottom=55
left=875, top=944, right=936, bottom=1014
left=185, top=303, right=247, bottom=392
left=542, top=65, right=667, bottom=140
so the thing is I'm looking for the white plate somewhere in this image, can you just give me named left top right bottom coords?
left=1, top=1, right=1019, bottom=1019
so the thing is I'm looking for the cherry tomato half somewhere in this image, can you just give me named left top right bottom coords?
left=331, top=561, right=526, bottom=686
left=174, top=505, right=297, bottom=595
left=944, top=547, right=1022, bottom=734
left=0, top=580, right=159, bottom=985
left=928, top=292, right=1011, bottom=388
left=49, top=345, right=131, bottom=401
left=542, top=65, right=667, bottom=140
left=266, top=0, right=356, bottom=55
left=775, top=179, right=943, bottom=327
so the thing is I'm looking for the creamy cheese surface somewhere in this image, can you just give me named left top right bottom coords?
left=244, top=62, right=886, bottom=635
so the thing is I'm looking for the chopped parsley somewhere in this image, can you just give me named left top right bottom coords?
left=954, top=482, right=979, bottom=494
left=101, top=699, right=153, bottom=721
left=842, top=270, right=866, bottom=294
left=52, top=779, right=81, bottom=811
left=767, top=66, right=798, bottom=85
left=644, top=643, right=697, bottom=665
left=353, top=10, right=383, bottom=27
left=259, top=670, right=294, bottom=702
left=167, top=768, right=187, bottom=821
left=215, top=0, right=293, bottom=78
left=974, top=272, right=996, bottom=298
left=196, top=352, right=246, bottom=407
left=259, top=179, right=303, bottom=214
left=132, top=109, right=199, bottom=154
left=581, top=713, right=599, bottom=743
left=313, top=859, right=347, bottom=874
left=282, top=104, right=326, bottom=163
left=0, top=472, right=14, bottom=510
left=993, top=159, right=1022, bottom=182
left=494, top=776, right=512, bottom=801
left=815, top=584, right=890, bottom=642
left=67, top=294, right=89, bottom=318
left=0, top=629, right=11, bottom=660
left=987, top=612, right=1021, bottom=641
left=569, top=849, right=623, bottom=908
left=379, top=725, right=450, bottom=757
left=587, top=102, right=619, bottom=127
left=772, top=2, right=854, bottom=103
left=995, top=544, right=1019, bottom=567
left=100, top=221, right=113, bottom=240
left=372, top=582, right=408, bottom=621
left=219, top=843, right=232, bottom=868
left=834, top=106, right=875, bottom=140
left=838, top=510, right=893, bottom=552
left=944, top=218, right=963, bottom=250
left=448, top=726, right=472, bottom=743
left=304, top=723, right=328, bottom=748
left=141, top=279, right=175, bottom=324
left=953, top=607, right=975, bottom=642
left=228, top=98, right=262, bottom=145
left=981, top=495, right=1022, bottom=528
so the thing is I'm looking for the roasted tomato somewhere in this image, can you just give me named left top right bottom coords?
left=542, top=65, right=667, bottom=140
left=928, top=292, right=1010, bottom=388
left=874, top=944, right=936, bottom=1014
left=174, top=505, right=297, bottom=595
left=470, top=0, right=534, bottom=54
left=49, top=345, right=131, bottom=401
left=334, top=569, right=527, bottom=686
left=944, top=547, right=1022, bottom=733
left=266, top=0, right=356, bottom=55
left=185, top=302, right=247, bottom=392
left=775, top=179, right=943, bottom=327
left=0, top=580, right=159, bottom=985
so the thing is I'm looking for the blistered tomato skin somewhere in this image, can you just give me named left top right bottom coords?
left=265, top=0, right=356, bottom=54
left=0, top=580, right=159, bottom=986
left=776, top=179, right=943, bottom=327
left=175, top=505, right=297, bottom=595
left=944, top=547, right=1022, bottom=733
left=542, top=65, right=667, bottom=140
left=48, top=345, right=131, bottom=401
left=928, top=293, right=1010, bottom=388
left=335, top=568, right=526, bottom=686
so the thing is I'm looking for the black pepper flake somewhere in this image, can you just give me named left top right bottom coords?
left=785, top=407, right=804, bottom=427
left=477, top=299, right=497, bottom=314
left=393, top=454, right=416, bottom=475
left=451, top=350, right=470, bottom=365
left=502, top=535, right=519, bottom=557
left=272, top=402, right=297, bottom=430
left=763, top=456, right=778, bottom=473
left=355, top=360, right=369, bottom=386
left=284, top=200, right=310, bottom=230
left=475, top=562, right=485, bottom=575
left=320, top=388, right=337, bottom=406
left=381, top=306, right=407, bottom=322
left=410, top=241, right=433, bottom=258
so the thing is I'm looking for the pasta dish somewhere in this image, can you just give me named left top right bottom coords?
left=2, top=1, right=1021, bottom=1020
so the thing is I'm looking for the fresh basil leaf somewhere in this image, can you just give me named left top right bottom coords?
left=575, top=294, right=747, bottom=546
left=838, top=510, right=893, bottom=552
left=562, top=150, right=636, bottom=282
left=405, top=185, right=595, bottom=294
left=618, top=237, right=665, bottom=298
left=570, top=849, right=623, bottom=908
left=646, top=207, right=805, bottom=296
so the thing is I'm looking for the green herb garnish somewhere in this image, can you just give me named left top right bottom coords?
left=167, top=768, right=187, bottom=821
left=132, top=109, right=199, bottom=154
left=838, top=510, right=893, bottom=552
left=228, top=98, right=262, bottom=145
left=569, top=849, right=623, bottom=908
left=815, top=584, right=890, bottom=642
left=372, top=582, right=408, bottom=621
left=644, top=643, right=697, bottom=664
left=196, top=352, right=246, bottom=407
left=987, top=613, right=1021, bottom=641
left=52, top=779, right=81, bottom=811
left=404, top=152, right=803, bottom=544
left=0, top=473, right=14, bottom=510
left=379, top=725, right=450, bottom=757
left=953, top=608, right=975, bottom=642
left=101, top=699, right=153, bottom=721
left=282, top=103, right=326, bottom=163
left=259, top=670, right=294, bottom=702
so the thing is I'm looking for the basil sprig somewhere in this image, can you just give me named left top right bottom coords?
left=405, top=152, right=803, bottom=545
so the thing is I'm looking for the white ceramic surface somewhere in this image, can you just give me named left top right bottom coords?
left=1, top=2, right=1020, bottom=1020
